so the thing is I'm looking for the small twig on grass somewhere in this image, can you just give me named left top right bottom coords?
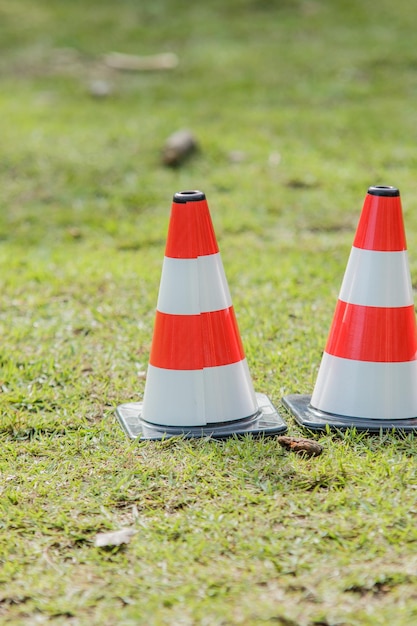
left=104, top=51, right=178, bottom=71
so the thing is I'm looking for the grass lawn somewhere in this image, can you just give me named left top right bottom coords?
left=2, top=0, right=417, bottom=624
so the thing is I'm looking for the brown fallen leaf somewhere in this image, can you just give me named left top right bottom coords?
left=276, top=436, right=323, bottom=457
left=94, top=528, right=135, bottom=548
left=162, top=129, right=199, bottom=166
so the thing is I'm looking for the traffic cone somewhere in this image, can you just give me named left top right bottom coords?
left=283, top=185, right=417, bottom=431
left=116, top=190, right=287, bottom=439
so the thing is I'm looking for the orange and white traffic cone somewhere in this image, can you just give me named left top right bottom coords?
left=116, top=190, right=287, bottom=439
left=283, top=185, right=417, bottom=431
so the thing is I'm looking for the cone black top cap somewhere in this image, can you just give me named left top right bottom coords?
left=368, top=185, right=400, bottom=197
left=173, top=190, right=206, bottom=203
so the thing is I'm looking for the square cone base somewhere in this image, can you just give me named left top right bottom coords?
left=282, top=394, right=417, bottom=433
left=116, top=392, right=287, bottom=440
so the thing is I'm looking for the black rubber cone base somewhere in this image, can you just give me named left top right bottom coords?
left=282, top=394, right=417, bottom=433
left=116, top=392, right=287, bottom=440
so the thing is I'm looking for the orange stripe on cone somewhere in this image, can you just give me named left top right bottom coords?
left=325, top=301, right=417, bottom=362
left=353, top=187, right=406, bottom=251
left=149, top=308, right=245, bottom=370
left=165, top=196, right=219, bottom=259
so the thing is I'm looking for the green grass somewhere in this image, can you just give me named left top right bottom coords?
left=2, top=0, right=417, bottom=624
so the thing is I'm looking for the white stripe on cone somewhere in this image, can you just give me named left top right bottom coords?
left=339, top=248, right=413, bottom=307
left=142, top=360, right=257, bottom=426
left=311, top=353, right=417, bottom=420
left=203, top=359, right=257, bottom=423
left=157, top=253, right=232, bottom=315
